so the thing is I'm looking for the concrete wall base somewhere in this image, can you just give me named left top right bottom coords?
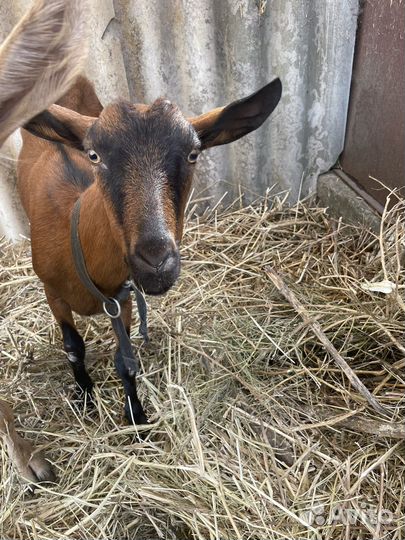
left=317, top=171, right=381, bottom=233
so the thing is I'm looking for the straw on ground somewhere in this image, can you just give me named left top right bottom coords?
left=1, top=191, right=404, bottom=539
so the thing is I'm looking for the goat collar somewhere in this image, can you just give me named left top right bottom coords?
left=70, top=197, right=148, bottom=375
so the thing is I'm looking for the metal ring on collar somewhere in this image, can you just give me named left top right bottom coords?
left=103, top=298, right=121, bottom=318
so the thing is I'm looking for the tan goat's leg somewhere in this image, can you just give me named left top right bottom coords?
left=0, top=399, right=55, bottom=483
left=113, top=298, right=148, bottom=425
left=45, top=286, right=94, bottom=396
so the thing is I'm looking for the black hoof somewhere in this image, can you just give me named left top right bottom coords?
left=71, top=382, right=95, bottom=413
left=124, top=401, right=149, bottom=426
left=78, top=374, right=94, bottom=396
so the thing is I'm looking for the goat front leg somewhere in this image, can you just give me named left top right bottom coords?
left=114, top=298, right=148, bottom=425
left=45, top=286, right=94, bottom=396
left=0, top=399, right=55, bottom=483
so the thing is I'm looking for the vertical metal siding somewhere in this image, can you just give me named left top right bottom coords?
left=341, top=0, right=405, bottom=206
left=0, top=0, right=358, bottom=240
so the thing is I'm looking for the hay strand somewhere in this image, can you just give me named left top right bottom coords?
left=265, top=267, right=389, bottom=416
left=1, top=192, right=404, bottom=539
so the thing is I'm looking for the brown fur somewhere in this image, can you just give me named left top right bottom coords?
left=17, top=74, right=282, bottom=427
left=0, top=0, right=89, bottom=484
left=56, top=75, right=103, bottom=116
left=0, top=400, right=54, bottom=483
left=18, top=134, right=128, bottom=316
left=18, top=84, right=183, bottom=317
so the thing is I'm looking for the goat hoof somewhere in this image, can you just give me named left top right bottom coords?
left=124, top=403, right=149, bottom=427
left=27, top=454, right=57, bottom=490
left=14, top=438, right=56, bottom=490
left=124, top=405, right=150, bottom=442
left=71, top=384, right=95, bottom=413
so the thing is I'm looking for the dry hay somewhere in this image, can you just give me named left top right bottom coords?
left=0, top=191, right=404, bottom=540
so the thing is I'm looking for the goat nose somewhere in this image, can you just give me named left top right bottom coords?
left=131, top=234, right=180, bottom=295
left=134, top=236, right=176, bottom=270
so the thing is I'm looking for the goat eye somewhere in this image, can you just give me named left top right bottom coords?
left=187, top=150, right=200, bottom=164
left=87, top=149, right=101, bottom=163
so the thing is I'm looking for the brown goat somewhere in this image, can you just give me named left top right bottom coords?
left=18, top=74, right=282, bottom=426
left=0, top=0, right=89, bottom=484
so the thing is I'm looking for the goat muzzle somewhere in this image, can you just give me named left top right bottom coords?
left=130, top=236, right=180, bottom=295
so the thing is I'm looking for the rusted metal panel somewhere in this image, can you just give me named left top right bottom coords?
left=341, top=0, right=405, bottom=207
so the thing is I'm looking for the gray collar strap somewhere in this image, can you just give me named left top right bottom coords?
left=70, top=197, right=148, bottom=375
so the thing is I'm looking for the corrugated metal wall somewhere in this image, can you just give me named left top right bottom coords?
left=0, top=0, right=359, bottom=240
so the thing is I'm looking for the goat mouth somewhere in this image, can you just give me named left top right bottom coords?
left=128, top=249, right=181, bottom=296
left=130, top=265, right=180, bottom=297
left=131, top=276, right=177, bottom=296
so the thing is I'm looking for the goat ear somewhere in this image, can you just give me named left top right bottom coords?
left=190, top=78, right=282, bottom=150
left=0, top=0, right=88, bottom=147
left=23, top=104, right=95, bottom=150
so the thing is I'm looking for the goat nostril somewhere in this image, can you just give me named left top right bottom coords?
left=156, top=257, right=168, bottom=271
left=133, top=237, right=176, bottom=271
left=136, top=249, right=170, bottom=270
